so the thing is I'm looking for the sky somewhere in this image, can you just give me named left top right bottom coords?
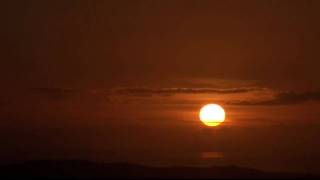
left=1, top=0, right=320, bottom=173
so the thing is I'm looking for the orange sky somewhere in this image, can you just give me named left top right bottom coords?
left=1, top=0, right=320, bottom=174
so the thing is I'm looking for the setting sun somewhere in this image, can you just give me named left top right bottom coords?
left=199, top=104, right=225, bottom=127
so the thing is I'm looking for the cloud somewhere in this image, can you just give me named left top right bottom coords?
left=29, top=86, right=264, bottom=103
left=112, top=87, right=263, bottom=96
left=228, top=90, right=320, bottom=106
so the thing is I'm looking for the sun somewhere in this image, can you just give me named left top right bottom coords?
left=199, top=104, right=225, bottom=127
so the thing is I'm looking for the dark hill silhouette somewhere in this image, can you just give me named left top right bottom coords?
left=0, top=160, right=318, bottom=178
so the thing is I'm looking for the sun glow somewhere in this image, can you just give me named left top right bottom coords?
left=199, top=104, right=225, bottom=127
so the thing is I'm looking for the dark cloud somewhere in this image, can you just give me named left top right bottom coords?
left=112, top=87, right=264, bottom=96
left=229, top=90, right=320, bottom=106
left=29, top=86, right=263, bottom=102
left=31, top=87, right=320, bottom=106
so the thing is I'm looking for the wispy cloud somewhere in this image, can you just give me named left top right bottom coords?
left=29, top=86, right=267, bottom=105
left=26, top=87, right=320, bottom=106
left=228, top=90, right=320, bottom=106
left=110, top=87, right=264, bottom=96
left=31, top=86, right=263, bottom=97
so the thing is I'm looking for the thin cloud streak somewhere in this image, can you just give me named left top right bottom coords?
left=110, top=87, right=264, bottom=96
left=228, top=91, right=320, bottom=106
left=30, top=87, right=264, bottom=96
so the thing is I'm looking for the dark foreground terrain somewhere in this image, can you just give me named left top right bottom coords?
left=0, top=160, right=318, bottom=178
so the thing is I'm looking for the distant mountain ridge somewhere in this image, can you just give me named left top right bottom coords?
left=0, top=160, right=318, bottom=178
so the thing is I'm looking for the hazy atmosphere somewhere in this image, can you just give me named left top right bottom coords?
left=1, top=0, right=320, bottom=175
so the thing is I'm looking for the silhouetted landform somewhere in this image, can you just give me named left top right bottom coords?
left=0, top=160, right=318, bottom=178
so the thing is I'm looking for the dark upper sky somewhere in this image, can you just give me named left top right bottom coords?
left=2, top=0, right=320, bottom=89
left=1, top=0, right=320, bottom=174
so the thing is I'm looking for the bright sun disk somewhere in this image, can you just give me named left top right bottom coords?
left=199, top=104, right=225, bottom=127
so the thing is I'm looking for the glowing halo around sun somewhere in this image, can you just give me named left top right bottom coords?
left=199, top=104, right=225, bottom=127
